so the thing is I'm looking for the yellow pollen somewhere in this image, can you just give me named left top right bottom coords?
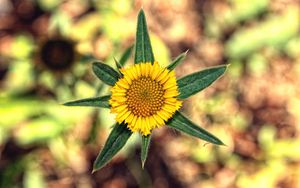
left=126, top=77, right=164, bottom=117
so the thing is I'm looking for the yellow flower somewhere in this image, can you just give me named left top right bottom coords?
left=64, top=9, right=227, bottom=172
left=109, top=62, right=182, bottom=135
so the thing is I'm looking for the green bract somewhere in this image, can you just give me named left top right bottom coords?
left=92, top=123, right=132, bottom=172
left=177, top=65, right=228, bottom=99
left=141, top=135, right=151, bottom=168
left=64, top=9, right=228, bottom=172
left=134, top=10, right=155, bottom=64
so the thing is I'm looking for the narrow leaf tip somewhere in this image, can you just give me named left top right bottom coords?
left=141, top=161, right=145, bottom=169
left=184, top=49, right=189, bottom=55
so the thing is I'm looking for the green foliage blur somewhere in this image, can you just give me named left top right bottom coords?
left=0, top=0, right=299, bottom=187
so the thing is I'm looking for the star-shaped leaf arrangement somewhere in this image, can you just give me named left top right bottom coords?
left=64, top=9, right=228, bottom=172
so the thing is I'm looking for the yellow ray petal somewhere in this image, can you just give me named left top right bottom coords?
left=130, top=115, right=138, bottom=130
left=153, top=114, right=165, bottom=125
left=145, top=117, right=150, bottom=131
left=140, top=63, right=146, bottom=76
left=121, top=69, right=134, bottom=80
left=112, top=92, right=126, bottom=97
left=156, top=69, right=169, bottom=82
left=159, top=71, right=172, bottom=84
left=135, top=63, right=142, bottom=77
left=125, top=113, right=134, bottom=124
left=117, top=79, right=130, bottom=89
left=136, top=116, right=142, bottom=130
left=164, top=90, right=179, bottom=98
left=113, top=104, right=128, bottom=113
left=157, top=110, right=171, bottom=121
left=116, top=109, right=128, bottom=122
left=127, top=68, right=136, bottom=80
left=145, top=63, right=151, bottom=77
left=150, top=62, right=161, bottom=80
left=149, top=116, right=157, bottom=129
left=132, top=66, right=140, bottom=79
left=111, top=96, right=127, bottom=102
left=162, top=104, right=176, bottom=113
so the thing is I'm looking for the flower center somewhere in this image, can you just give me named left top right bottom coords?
left=126, top=77, right=164, bottom=117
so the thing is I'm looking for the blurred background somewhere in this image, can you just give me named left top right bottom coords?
left=0, top=0, right=300, bottom=187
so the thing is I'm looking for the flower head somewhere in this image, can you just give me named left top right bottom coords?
left=110, top=62, right=182, bottom=135
left=39, top=38, right=75, bottom=71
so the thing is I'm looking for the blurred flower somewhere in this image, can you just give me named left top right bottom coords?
left=36, top=38, right=76, bottom=72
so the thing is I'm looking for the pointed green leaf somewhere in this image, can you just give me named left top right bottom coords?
left=92, top=62, right=120, bottom=86
left=63, top=95, right=110, bottom=108
left=141, top=134, right=151, bottom=168
left=114, top=57, right=122, bottom=70
left=134, top=9, right=155, bottom=64
left=167, top=112, right=224, bottom=145
left=93, top=123, right=132, bottom=172
left=167, top=50, right=188, bottom=70
left=177, top=65, right=228, bottom=99
left=113, top=57, right=123, bottom=77
left=119, top=45, right=133, bottom=66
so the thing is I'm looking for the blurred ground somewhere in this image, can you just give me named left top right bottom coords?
left=0, top=0, right=300, bottom=188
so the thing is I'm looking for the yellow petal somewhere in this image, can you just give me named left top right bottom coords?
left=124, top=74, right=132, bottom=85
left=111, top=96, right=127, bottom=102
left=157, top=110, right=171, bottom=121
left=157, top=68, right=168, bottom=80
left=140, top=117, right=146, bottom=134
left=130, top=115, right=138, bottom=129
left=112, top=92, right=126, bottom=97
left=131, top=66, right=139, bottom=80
left=127, top=68, right=136, bottom=80
left=164, top=90, right=179, bottom=98
left=145, top=63, right=151, bottom=77
left=154, top=66, right=165, bottom=80
left=135, top=63, right=142, bottom=77
left=150, top=62, right=161, bottom=80
left=140, top=63, right=146, bottom=76
left=122, top=69, right=134, bottom=80
left=113, top=104, right=128, bottom=113
left=111, top=87, right=126, bottom=93
left=160, top=71, right=174, bottom=84
left=145, top=117, right=151, bottom=131
left=163, top=78, right=177, bottom=90
left=162, top=104, right=176, bottom=113
left=116, top=109, right=128, bottom=122
left=149, top=116, right=157, bottom=128
left=117, top=79, right=130, bottom=89
left=125, top=113, right=134, bottom=124
left=153, top=114, right=164, bottom=125
left=136, top=116, right=142, bottom=130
